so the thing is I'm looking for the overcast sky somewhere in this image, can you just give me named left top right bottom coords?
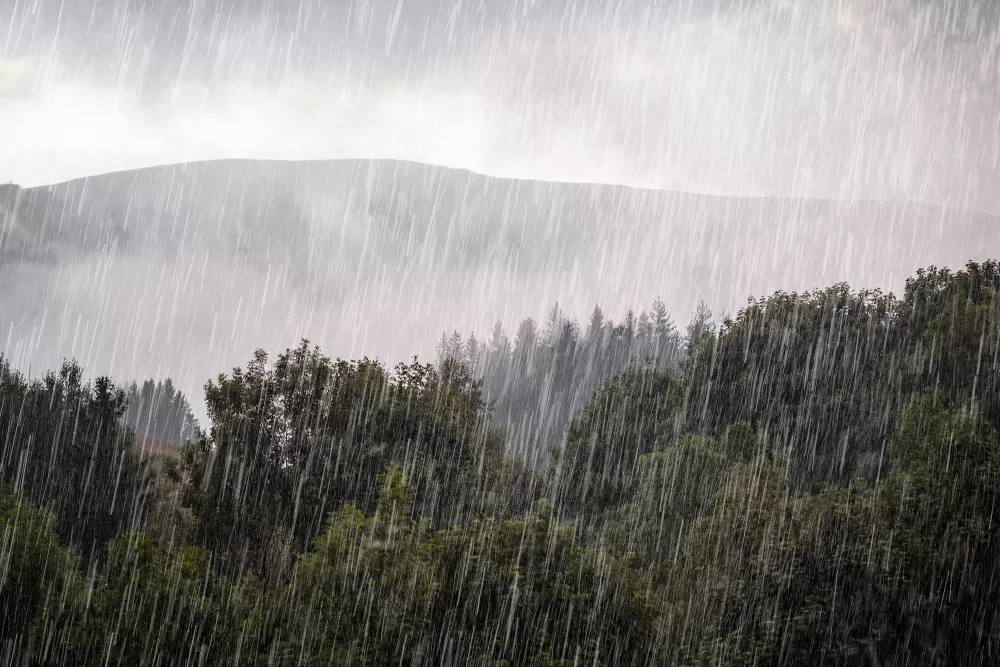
left=2, top=0, right=999, bottom=211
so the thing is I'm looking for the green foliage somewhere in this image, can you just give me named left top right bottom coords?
left=912, top=270, right=1000, bottom=425
left=275, top=469, right=438, bottom=663
left=0, top=491, right=78, bottom=644
left=0, top=358, right=151, bottom=553
left=874, top=395, right=1000, bottom=663
left=608, top=428, right=752, bottom=572
left=182, top=341, right=505, bottom=567
left=0, top=260, right=999, bottom=664
left=685, top=283, right=901, bottom=488
left=556, top=361, right=684, bottom=514
left=423, top=499, right=659, bottom=665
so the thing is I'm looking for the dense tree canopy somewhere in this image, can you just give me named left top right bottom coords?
left=181, top=341, right=511, bottom=568
left=0, top=359, right=151, bottom=552
left=0, top=260, right=998, bottom=664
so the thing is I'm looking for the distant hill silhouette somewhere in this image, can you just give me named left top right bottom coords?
left=2, top=159, right=998, bottom=426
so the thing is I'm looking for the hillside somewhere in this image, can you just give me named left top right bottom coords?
left=2, top=159, right=998, bottom=427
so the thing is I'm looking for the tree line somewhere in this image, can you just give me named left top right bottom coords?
left=0, top=260, right=997, bottom=664
left=122, top=378, right=198, bottom=446
left=435, top=297, right=713, bottom=460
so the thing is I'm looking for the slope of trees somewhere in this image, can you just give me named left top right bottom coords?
left=0, top=260, right=998, bottom=664
left=122, top=378, right=197, bottom=446
left=437, top=297, right=687, bottom=460
left=180, top=342, right=515, bottom=571
left=0, top=359, right=151, bottom=552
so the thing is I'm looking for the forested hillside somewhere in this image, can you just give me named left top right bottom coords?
left=0, top=259, right=998, bottom=665
left=434, top=297, right=691, bottom=459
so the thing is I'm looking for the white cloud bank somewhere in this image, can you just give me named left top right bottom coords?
left=2, top=0, right=999, bottom=210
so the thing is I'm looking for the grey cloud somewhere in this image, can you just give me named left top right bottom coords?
left=4, top=1, right=1000, bottom=207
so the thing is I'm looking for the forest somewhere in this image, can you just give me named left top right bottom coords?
left=0, top=259, right=998, bottom=665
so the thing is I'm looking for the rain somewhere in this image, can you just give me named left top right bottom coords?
left=1, top=0, right=999, bottom=664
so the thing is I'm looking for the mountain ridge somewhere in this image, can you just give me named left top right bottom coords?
left=11, top=157, right=988, bottom=215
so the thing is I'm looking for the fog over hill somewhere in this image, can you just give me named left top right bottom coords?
left=1, top=159, right=998, bottom=420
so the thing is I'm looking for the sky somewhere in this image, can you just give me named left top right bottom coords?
left=2, top=0, right=1000, bottom=212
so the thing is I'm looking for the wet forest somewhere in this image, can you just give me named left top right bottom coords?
left=1, top=259, right=999, bottom=665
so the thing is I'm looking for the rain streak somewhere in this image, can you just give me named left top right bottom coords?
left=1, top=1, right=1000, bottom=664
